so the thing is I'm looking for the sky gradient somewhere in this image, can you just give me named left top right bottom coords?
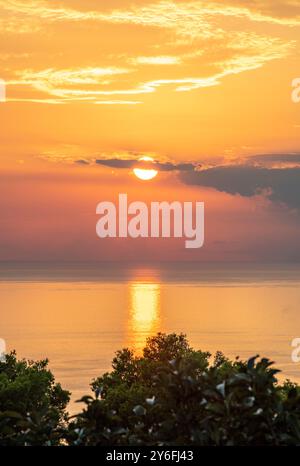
left=1, top=0, right=300, bottom=261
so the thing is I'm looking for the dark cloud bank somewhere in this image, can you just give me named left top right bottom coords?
left=93, top=158, right=196, bottom=172
left=77, top=153, right=300, bottom=209
left=180, top=165, right=300, bottom=209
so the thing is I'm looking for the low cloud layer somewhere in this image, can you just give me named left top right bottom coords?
left=247, top=153, right=300, bottom=168
left=49, top=151, right=300, bottom=210
left=93, top=158, right=197, bottom=172
left=180, top=163, right=300, bottom=209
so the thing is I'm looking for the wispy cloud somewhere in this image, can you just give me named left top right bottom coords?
left=39, top=150, right=199, bottom=172
left=1, top=1, right=296, bottom=103
left=130, top=56, right=182, bottom=66
left=98, top=1, right=300, bottom=32
left=247, top=153, right=300, bottom=168
left=2, top=1, right=300, bottom=29
left=7, top=67, right=136, bottom=104
left=94, top=157, right=197, bottom=172
left=94, top=100, right=142, bottom=105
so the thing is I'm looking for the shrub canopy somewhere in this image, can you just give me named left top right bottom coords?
left=1, top=334, right=300, bottom=446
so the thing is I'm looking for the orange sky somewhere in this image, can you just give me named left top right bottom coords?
left=1, top=0, right=300, bottom=261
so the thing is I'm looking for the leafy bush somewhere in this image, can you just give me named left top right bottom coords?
left=0, top=351, right=70, bottom=445
left=69, top=333, right=300, bottom=446
left=2, top=334, right=300, bottom=446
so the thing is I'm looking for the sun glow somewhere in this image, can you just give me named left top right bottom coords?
left=133, top=156, right=158, bottom=181
left=133, top=168, right=158, bottom=180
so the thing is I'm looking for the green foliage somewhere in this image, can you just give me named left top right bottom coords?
left=2, top=334, right=300, bottom=446
left=69, top=333, right=300, bottom=446
left=0, top=351, right=70, bottom=445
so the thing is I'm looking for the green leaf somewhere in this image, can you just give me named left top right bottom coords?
left=133, top=405, right=146, bottom=416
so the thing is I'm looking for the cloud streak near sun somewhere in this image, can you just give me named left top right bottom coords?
left=40, top=149, right=300, bottom=210
left=0, top=0, right=296, bottom=104
left=81, top=152, right=300, bottom=210
left=94, top=158, right=197, bottom=172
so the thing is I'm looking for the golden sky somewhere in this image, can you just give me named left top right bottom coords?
left=1, top=0, right=300, bottom=261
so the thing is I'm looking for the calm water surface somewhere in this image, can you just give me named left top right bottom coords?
left=1, top=262, right=300, bottom=413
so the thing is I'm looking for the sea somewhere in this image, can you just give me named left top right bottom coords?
left=1, top=261, right=300, bottom=413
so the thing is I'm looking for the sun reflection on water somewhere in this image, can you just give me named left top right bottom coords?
left=128, top=282, right=161, bottom=354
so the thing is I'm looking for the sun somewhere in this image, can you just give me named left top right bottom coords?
left=133, top=168, right=158, bottom=181
left=133, top=156, right=158, bottom=181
